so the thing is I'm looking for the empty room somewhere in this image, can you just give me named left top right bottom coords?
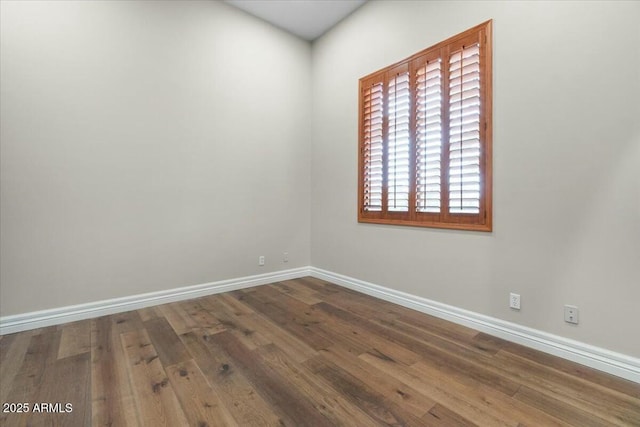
left=1, top=0, right=639, bottom=425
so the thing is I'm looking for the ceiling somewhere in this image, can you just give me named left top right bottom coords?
left=224, top=0, right=367, bottom=41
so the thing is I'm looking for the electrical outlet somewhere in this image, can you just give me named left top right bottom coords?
left=258, top=256, right=265, bottom=266
left=510, top=293, right=521, bottom=310
left=564, top=305, right=579, bottom=324
left=283, top=252, right=289, bottom=263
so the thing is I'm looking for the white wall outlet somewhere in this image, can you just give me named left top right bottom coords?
left=258, top=256, right=265, bottom=266
left=509, top=293, right=521, bottom=310
left=564, top=305, right=579, bottom=324
left=283, top=252, right=289, bottom=263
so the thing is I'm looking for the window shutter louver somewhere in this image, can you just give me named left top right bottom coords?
left=387, top=72, right=411, bottom=212
left=416, top=59, right=442, bottom=213
left=448, top=43, right=481, bottom=214
left=363, top=82, right=384, bottom=212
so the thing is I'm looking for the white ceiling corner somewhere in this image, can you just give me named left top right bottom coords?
left=224, top=0, right=367, bottom=41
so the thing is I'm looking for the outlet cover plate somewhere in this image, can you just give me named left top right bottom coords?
left=510, top=293, right=521, bottom=310
left=564, top=305, right=579, bottom=324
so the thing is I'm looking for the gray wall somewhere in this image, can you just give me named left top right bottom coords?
left=310, top=1, right=640, bottom=357
left=1, top=0, right=311, bottom=315
left=2, top=0, right=639, bottom=360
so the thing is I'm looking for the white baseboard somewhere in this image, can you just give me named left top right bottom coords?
left=2, top=265, right=638, bottom=383
left=310, top=267, right=640, bottom=384
left=0, top=267, right=311, bottom=335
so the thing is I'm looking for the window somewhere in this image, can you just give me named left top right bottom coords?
left=358, top=21, right=492, bottom=231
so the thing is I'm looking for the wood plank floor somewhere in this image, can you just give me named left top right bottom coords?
left=1, top=277, right=639, bottom=426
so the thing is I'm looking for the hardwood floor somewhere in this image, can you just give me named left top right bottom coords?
left=1, top=277, right=639, bottom=426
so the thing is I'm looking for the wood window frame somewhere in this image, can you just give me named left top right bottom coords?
left=358, top=20, right=493, bottom=232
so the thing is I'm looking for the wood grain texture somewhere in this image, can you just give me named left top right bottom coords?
left=1, top=277, right=638, bottom=426
left=91, top=315, right=141, bottom=427
left=57, top=319, right=92, bottom=359
left=121, top=329, right=189, bottom=426
left=165, top=359, right=237, bottom=427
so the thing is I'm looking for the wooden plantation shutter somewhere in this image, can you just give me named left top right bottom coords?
left=362, top=80, right=384, bottom=212
left=386, top=66, right=411, bottom=213
left=448, top=42, right=481, bottom=215
left=415, top=56, right=443, bottom=215
left=358, top=20, right=492, bottom=231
